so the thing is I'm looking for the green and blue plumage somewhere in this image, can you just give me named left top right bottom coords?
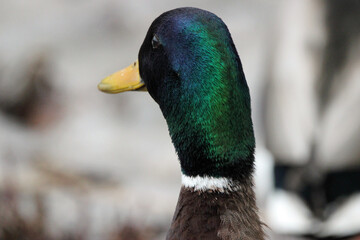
left=139, top=8, right=255, bottom=180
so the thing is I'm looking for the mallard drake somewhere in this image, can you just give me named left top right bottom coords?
left=98, top=7, right=264, bottom=240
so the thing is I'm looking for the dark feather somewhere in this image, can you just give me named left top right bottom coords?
left=167, top=178, right=264, bottom=240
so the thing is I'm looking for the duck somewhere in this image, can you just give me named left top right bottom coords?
left=98, top=7, right=264, bottom=240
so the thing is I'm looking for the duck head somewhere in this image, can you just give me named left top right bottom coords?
left=98, top=7, right=255, bottom=181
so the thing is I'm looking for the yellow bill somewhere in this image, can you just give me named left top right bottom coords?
left=98, top=60, right=146, bottom=93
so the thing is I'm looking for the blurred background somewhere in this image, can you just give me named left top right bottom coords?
left=0, top=0, right=359, bottom=239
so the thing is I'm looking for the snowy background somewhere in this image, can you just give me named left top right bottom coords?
left=1, top=0, right=359, bottom=239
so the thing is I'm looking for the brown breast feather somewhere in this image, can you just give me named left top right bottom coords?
left=166, top=178, right=265, bottom=240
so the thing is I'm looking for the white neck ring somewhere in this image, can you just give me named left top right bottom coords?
left=181, top=173, right=236, bottom=192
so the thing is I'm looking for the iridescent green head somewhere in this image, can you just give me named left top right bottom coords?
left=99, top=7, right=255, bottom=181
left=138, top=8, right=255, bottom=180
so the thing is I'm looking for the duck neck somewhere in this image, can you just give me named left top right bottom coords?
left=167, top=175, right=264, bottom=240
left=162, top=80, right=256, bottom=180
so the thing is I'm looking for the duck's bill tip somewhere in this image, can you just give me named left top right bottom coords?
left=98, top=60, right=147, bottom=93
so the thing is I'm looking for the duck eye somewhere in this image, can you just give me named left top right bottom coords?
left=152, top=34, right=161, bottom=49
